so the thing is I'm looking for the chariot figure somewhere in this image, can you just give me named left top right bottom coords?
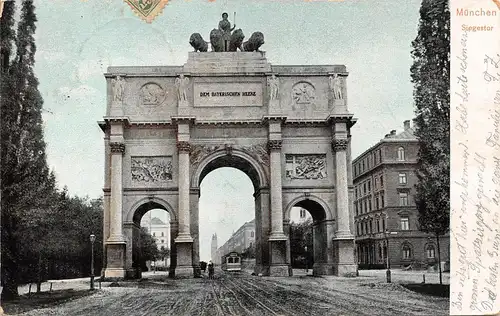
left=218, top=12, right=236, bottom=52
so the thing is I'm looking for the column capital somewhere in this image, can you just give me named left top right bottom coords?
left=332, top=139, right=348, bottom=151
left=177, top=141, right=191, bottom=153
left=267, top=140, right=282, bottom=151
left=109, top=142, right=125, bottom=154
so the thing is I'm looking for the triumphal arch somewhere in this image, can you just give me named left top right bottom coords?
left=99, top=16, right=357, bottom=278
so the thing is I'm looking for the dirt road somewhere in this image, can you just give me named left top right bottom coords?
left=16, top=271, right=448, bottom=316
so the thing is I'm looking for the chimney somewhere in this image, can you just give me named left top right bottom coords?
left=412, top=118, right=418, bottom=129
left=404, top=120, right=410, bottom=131
left=390, top=130, right=396, bottom=136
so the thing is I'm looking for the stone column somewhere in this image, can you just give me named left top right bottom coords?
left=108, top=142, right=125, bottom=241
left=174, top=140, right=194, bottom=277
left=268, top=140, right=287, bottom=241
left=332, top=136, right=356, bottom=276
left=104, top=142, right=126, bottom=278
left=333, top=138, right=352, bottom=238
left=175, top=141, right=193, bottom=243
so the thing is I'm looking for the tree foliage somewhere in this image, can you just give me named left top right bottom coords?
left=410, top=0, right=450, bottom=237
left=140, top=227, right=159, bottom=262
left=1, top=0, right=105, bottom=299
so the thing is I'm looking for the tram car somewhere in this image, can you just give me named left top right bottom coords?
left=221, top=252, right=242, bottom=272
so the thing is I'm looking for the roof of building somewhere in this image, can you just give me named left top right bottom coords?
left=353, top=120, right=417, bottom=163
left=151, top=217, right=166, bottom=225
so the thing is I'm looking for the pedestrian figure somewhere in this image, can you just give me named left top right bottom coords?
left=208, top=260, right=214, bottom=279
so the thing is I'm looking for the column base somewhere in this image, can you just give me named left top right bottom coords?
left=268, top=232, right=288, bottom=241
left=175, top=241, right=193, bottom=278
left=104, top=268, right=126, bottom=278
left=175, top=233, right=194, bottom=243
left=107, top=234, right=126, bottom=243
left=333, top=237, right=356, bottom=277
left=105, top=242, right=126, bottom=278
left=313, top=263, right=334, bottom=276
left=335, top=231, right=354, bottom=239
left=269, top=239, right=289, bottom=277
left=269, top=265, right=290, bottom=276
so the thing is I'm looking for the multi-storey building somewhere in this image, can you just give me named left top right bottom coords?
left=215, top=219, right=256, bottom=261
left=290, top=207, right=312, bottom=224
left=352, top=120, right=449, bottom=269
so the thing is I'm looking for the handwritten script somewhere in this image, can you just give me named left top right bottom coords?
left=451, top=7, right=500, bottom=313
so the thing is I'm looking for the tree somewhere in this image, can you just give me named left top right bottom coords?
left=140, top=228, right=159, bottom=269
left=1, top=0, right=51, bottom=300
left=410, top=0, right=450, bottom=285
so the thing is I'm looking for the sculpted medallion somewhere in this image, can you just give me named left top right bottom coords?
left=291, top=82, right=315, bottom=104
left=139, top=82, right=166, bottom=105
left=131, top=156, right=173, bottom=182
left=285, top=154, right=327, bottom=180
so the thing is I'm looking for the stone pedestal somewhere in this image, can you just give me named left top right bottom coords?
left=175, top=242, right=194, bottom=277
left=269, top=240, right=289, bottom=276
left=104, top=242, right=126, bottom=278
left=333, top=238, right=357, bottom=276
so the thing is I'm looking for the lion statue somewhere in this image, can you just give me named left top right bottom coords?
left=229, top=29, right=245, bottom=52
left=210, top=28, right=224, bottom=52
left=242, top=32, right=265, bottom=52
left=189, top=33, right=208, bottom=52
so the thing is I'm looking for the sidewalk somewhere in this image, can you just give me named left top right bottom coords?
left=358, top=269, right=450, bottom=284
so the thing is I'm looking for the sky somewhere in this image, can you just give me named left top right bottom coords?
left=30, top=0, right=421, bottom=260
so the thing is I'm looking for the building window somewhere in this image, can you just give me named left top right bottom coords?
left=400, top=217, right=409, bottom=230
left=369, top=221, right=373, bottom=234
left=397, top=147, right=405, bottom=161
left=378, top=245, right=382, bottom=259
left=364, top=200, right=367, bottom=213
left=363, top=183, right=367, bottom=194
left=300, top=208, right=306, bottom=218
left=399, top=173, right=407, bottom=185
left=377, top=219, right=380, bottom=232
left=375, top=196, right=379, bottom=209
left=368, top=200, right=372, bottom=211
left=161, top=239, right=164, bottom=244
left=362, top=160, right=365, bottom=172
left=381, top=194, right=385, bottom=208
left=368, top=180, right=371, bottom=192
left=427, top=245, right=436, bottom=258
left=382, top=218, right=386, bottom=232
left=355, top=202, right=358, bottom=216
left=402, top=244, right=412, bottom=259
left=251, top=231, right=254, bottom=237
left=161, top=232, right=164, bottom=237
left=153, top=232, right=155, bottom=237
left=374, top=177, right=378, bottom=189
left=399, top=192, right=409, bottom=206
left=380, top=175, right=384, bottom=187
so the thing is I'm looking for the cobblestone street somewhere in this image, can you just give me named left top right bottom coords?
left=16, top=270, right=449, bottom=316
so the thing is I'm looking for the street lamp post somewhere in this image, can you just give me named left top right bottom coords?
left=90, top=234, right=96, bottom=290
left=385, top=230, right=397, bottom=283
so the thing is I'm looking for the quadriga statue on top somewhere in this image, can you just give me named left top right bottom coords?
left=189, top=13, right=265, bottom=53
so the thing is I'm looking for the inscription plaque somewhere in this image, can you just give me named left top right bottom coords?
left=194, top=82, right=262, bottom=107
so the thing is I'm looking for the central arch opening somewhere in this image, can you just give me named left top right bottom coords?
left=287, top=198, right=331, bottom=276
left=193, top=151, right=267, bottom=277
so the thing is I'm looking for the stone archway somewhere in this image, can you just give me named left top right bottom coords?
left=121, top=198, right=177, bottom=279
left=284, top=196, right=335, bottom=275
left=188, top=149, right=271, bottom=276
left=100, top=51, right=357, bottom=278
